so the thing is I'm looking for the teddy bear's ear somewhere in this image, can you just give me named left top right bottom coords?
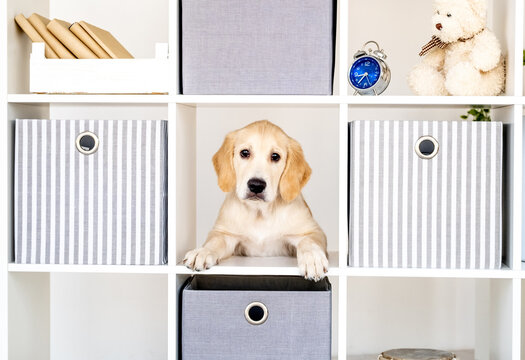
left=468, top=0, right=487, bottom=18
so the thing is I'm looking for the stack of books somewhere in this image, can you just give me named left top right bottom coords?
left=15, top=13, right=133, bottom=59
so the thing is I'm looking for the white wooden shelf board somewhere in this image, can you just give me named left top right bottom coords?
left=343, top=95, right=520, bottom=106
left=7, top=263, right=170, bottom=274
left=7, top=94, right=170, bottom=104
left=8, top=94, right=520, bottom=106
left=175, top=94, right=342, bottom=105
left=345, top=264, right=514, bottom=279
left=176, top=251, right=340, bottom=276
left=6, top=260, right=514, bottom=278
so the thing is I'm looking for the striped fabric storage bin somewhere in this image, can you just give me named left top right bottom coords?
left=348, top=120, right=503, bottom=269
left=14, top=119, right=168, bottom=265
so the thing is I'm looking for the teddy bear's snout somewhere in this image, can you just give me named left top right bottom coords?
left=436, top=23, right=443, bottom=30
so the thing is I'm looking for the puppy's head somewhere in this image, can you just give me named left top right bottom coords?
left=212, top=120, right=311, bottom=204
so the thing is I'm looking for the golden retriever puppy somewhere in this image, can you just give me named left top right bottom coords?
left=183, top=120, right=328, bottom=281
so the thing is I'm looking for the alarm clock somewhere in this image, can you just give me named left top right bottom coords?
left=348, top=41, right=391, bottom=96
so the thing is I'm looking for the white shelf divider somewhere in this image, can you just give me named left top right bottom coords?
left=337, top=11, right=349, bottom=360
left=167, top=1, right=179, bottom=354
left=168, top=273, right=177, bottom=360
left=0, top=0, right=8, bottom=358
left=338, top=103, right=349, bottom=360
left=512, top=278, right=522, bottom=360
left=338, top=0, right=349, bottom=98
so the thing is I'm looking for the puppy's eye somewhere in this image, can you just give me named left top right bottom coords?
left=240, top=149, right=250, bottom=158
left=447, top=13, right=451, bottom=17
left=436, top=10, right=440, bottom=14
left=271, top=153, right=280, bottom=162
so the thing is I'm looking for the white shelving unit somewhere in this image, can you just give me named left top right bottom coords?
left=2, top=0, right=525, bottom=359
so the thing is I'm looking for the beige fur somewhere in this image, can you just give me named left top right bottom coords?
left=408, top=0, right=505, bottom=96
left=183, top=120, right=328, bottom=281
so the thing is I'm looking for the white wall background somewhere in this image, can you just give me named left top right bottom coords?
left=49, top=0, right=168, bottom=58
left=347, top=278, right=476, bottom=355
left=50, top=274, right=167, bottom=360
left=195, top=105, right=340, bottom=251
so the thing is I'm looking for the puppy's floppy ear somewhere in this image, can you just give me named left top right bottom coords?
left=279, top=138, right=312, bottom=202
left=212, top=131, right=236, bottom=192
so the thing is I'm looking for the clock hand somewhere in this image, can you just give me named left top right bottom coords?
left=357, top=72, right=368, bottom=85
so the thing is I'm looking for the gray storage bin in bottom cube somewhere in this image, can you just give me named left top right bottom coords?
left=181, top=275, right=331, bottom=360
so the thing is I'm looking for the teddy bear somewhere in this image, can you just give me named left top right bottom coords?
left=408, top=0, right=505, bottom=96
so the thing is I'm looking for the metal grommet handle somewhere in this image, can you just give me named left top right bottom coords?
left=244, top=302, right=268, bottom=325
left=76, top=131, right=99, bottom=155
left=415, top=135, right=439, bottom=160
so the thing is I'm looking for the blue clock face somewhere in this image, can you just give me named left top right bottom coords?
left=349, top=57, right=381, bottom=89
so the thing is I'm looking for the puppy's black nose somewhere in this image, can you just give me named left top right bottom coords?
left=436, top=23, right=443, bottom=30
left=247, top=178, right=266, bottom=194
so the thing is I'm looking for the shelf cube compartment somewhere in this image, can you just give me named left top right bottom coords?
left=347, top=0, right=517, bottom=96
left=180, top=0, right=336, bottom=95
left=348, top=120, right=504, bottom=269
left=175, top=105, right=340, bottom=264
left=347, top=277, right=513, bottom=359
left=181, top=275, right=332, bottom=359
left=14, top=119, right=168, bottom=265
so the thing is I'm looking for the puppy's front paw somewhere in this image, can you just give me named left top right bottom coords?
left=183, top=248, right=219, bottom=271
left=297, top=250, right=328, bottom=282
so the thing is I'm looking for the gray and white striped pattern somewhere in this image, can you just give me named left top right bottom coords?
left=15, top=119, right=168, bottom=265
left=348, top=121, right=503, bottom=269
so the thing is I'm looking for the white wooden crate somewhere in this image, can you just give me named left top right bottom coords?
left=29, top=42, right=169, bottom=94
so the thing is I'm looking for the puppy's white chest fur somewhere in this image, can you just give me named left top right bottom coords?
left=216, top=193, right=306, bottom=257
left=238, top=215, right=288, bottom=256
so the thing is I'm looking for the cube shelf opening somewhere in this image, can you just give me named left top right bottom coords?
left=7, top=0, right=169, bottom=94
left=347, top=277, right=513, bottom=360
left=347, top=0, right=517, bottom=96
left=347, top=105, right=516, bottom=271
left=175, top=104, right=341, bottom=265
left=9, top=273, right=168, bottom=359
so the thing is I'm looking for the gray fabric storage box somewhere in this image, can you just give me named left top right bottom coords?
left=181, top=275, right=332, bottom=359
left=181, top=0, right=336, bottom=95
left=14, top=119, right=168, bottom=265
left=348, top=121, right=503, bottom=269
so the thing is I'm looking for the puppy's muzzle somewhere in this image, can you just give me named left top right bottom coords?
left=247, top=178, right=266, bottom=194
